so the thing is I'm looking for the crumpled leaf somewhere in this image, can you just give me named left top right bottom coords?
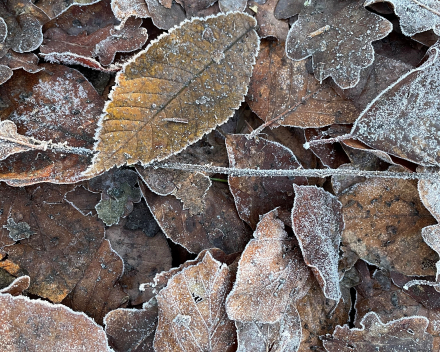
left=351, top=44, right=440, bottom=166
left=0, top=275, right=30, bottom=296
left=145, top=0, right=186, bottom=30
left=111, top=0, right=150, bottom=23
left=323, top=312, right=433, bottom=351
left=249, top=0, right=289, bottom=41
left=104, top=299, right=158, bottom=352
left=365, top=0, right=440, bottom=36
left=285, top=0, right=392, bottom=88
left=226, top=134, right=307, bottom=229
left=248, top=40, right=358, bottom=128
left=291, top=185, right=344, bottom=301
left=86, top=12, right=259, bottom=176
left=0, top=64, right=102, bottom=186
left=226, top=209, right=311, bottom=323
left=34, top=0, right=100, bottom=19
left=154, top=251, right=236, bottom=352
left=0, top=292, right=112, bottom=351
left=339, top=177, right=438, bottom=276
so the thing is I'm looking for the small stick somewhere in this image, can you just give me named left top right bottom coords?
left=303, top=134, right=352, bottom=149
left=308, top=25, right=331, bottom=38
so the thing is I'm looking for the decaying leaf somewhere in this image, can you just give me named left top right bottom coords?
left=177, top=0, right=220, bottom=18
left=351, top=44, right=440, bottom=166
left=154, top=252, right=236, bottom=352
left=140, top=179, right=252, bottom=254
left=0, top=64, right=102, bottom=186
left=365, top=0, right=440, bottom=36
left=285, top=0, right=392, bottom=88
left=0, top=275, right=30, bottom=296
left=226, top=209, right=311, bottom=323
left=0, top=293, right=112, bottom=351
left=86, top=12, right=259, bottom=176
left=226, top=134, right=307, bottom=229
left=291, top=185, right=344, bottom=301
left=34, top=0, right=100, bottom=19
left=323, top=312, right=433, bottom=351
left=0, top=51, right=42, bottom=85
left=248, top=40, right=358, bottom=128
left=339, top=177, right=438, bottom=276
left=249, top=0, right=289, bottom=41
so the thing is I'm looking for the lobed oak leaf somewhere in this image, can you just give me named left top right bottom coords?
left=248, top=40, right=358, bottom=128
left=291, top=185, right=344, bottom=301
left=323, top=312, right=434, bottom=351
left=226, top=134, right=307, bottom=229
left=86, top=12, right=259, bottom=176
left=226, top=209, right=311, bottom=324
left=285, top=0, right=392, bottom=89
left=0, top=292, right=112, bottom=351
left=154, top=251, right=237, bottom=352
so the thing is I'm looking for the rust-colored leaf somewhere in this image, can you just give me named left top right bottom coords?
left=323, top=312, right=433, bottom=351
left=285, top=0, right=392, bottom=88
left=226, top=134, right=307, bottom=229
left=339, top=177, right=438, bottom=276
left=292, top=185, right=344, bottom=301
left=248, top=40, right=358, bottom=128
left=140, top=178, right=252, bottom=254
left=86, top=12, right=259, bottom=176
left=0, top=293, right=112, bottom=351
left=226, top=209, right=311, bottom=323
left=154, top=251, right=236, bottom=352
left=0, top=64, right=102, bottom=186
left=249, top=0, right=289, bottom=41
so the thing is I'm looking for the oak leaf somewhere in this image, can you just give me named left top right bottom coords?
left=86, top=12, right=259, bottom=176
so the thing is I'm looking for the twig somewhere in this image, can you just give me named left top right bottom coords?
left=303, top=134, right=352, bottom=149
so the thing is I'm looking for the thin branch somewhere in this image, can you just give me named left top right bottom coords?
left=153, top=162, right=440, bottom=180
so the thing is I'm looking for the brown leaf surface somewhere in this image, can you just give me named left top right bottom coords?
left=226, top=209, right=311, bottom=323
left=339, top=177, right=438, bottom=276
left=421, top=225, right=440, bottom=286
left=154, top=251, right=236, bottom=352
left=249, top=0, right=289, bottom=41
left=292, top=185, right=344, bottom=301
left=286, top=0, right=392, bottom=89
left=111, top=0, right=150, bottom=23
left=248, top=40, right=358, bottom=128
left=0, top=64, right=102, bottom=186
left=105, top=217, right=172, bottom=305
left=219, top=0, right=247, bottom=12
left=140, top=179, right=252, bottom=254
left=35, top=0, right=100, bottom=19
left=64, top=184, right=101, bottom=217
left=146, top=0, right=186, bottom=30
left=0, top=183, right=107, bottom=303
left=87, top=12, right=259, bottom=175
left=323, top=312, right=433, bottom=351
left=0, top=293, right=112, bottom=351
left=0, top=51, right=42, bottom=85
left=0, top=275, right=30, bottom=296
left=274, top=0, right=304, bottom=19
left=226, top=134, right=307, bottom=229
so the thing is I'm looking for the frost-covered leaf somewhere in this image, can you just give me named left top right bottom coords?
left=145, top=0, right=186, bottom=30
left=140, top=180, right=252, bottom=254
left=421, top=225, right=440, bottom=287
left=274, top=0, right=304, bottom=19
left=154, top=251, right=236, bottom=352
left=34, top=0, right=100, bottom=19
left=105, top=217, right=172, bottom=305
left=285, top=0, right=392, bottom=88
left=226, top=209, right=311, bottom=323
left=178, top=0, right=220, bottom=18
left=249, top=0, right=289, bottom=41
left=0, top=51, right=42, bottom=85
left=86, top=12, right=259, bottom=176
left=365, top=0, right=440, bottom=36
left=0, top=292, right=112, bottom=351
left=226, top=134, right=307, bottom=229
left=323, top=312, right=433, bottom=351
left=0, top=64, right=102, bottom=186
left=64, top=184, right=101, bottom=217
left=0, top=275, right=30, bottom=296
left=248, top=40, right=358, bottom=128
left=418, top=167, right=440, bottom=221
left=351, top=45, right=440, bottom=166
left=339, top=177, right=438, bottom=276
left=219, top=0, right=247, bottom=12
left=291, top=185, right=344, bottom=301
left=111, top=0, right=150, bottom=23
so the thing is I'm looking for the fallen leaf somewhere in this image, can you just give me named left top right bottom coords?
left=178, top=0, right=219, bottom=18
left=226, top=209, right=311, bottom=323
left=248, top=40, right=358, bottom=128
left=285, top=0, right=392, bottom=88
left=418, top=167, right=440, bottom=221
left=365, top=0, right=440, bottom=37
left=274, top=0, right=304, bottom=19
left=249, top=0, right=289, bottom=41
left=64, top=184, right=101, bottom=217
left=0, top=51, right=42, bottom=85
left=154, top=251, right=236, bottom=352
left=0, top=275, right=30, bottom=296
left=0, top=292, right=112, bottom=351
left=226, top=134, right=307, bottom=229
left=0, top=64, right=102, bottom=186
left=86, top=12, right=259, bottom=176
left=339, top=177, right=438, bottom=276
left=350, top=44, right=440, bottom=166
left=219, top=0, right=247, bottom=12
left=111, top=0, right=150, bottom=23
left=323, top=312, right=433, bottom=351
left=145, top=0, right=186, bottom=30
left=421, top=225, right=440, bottom=286
left=35, top=0, right=101, bottom=19
left=291, top=185, right=344, bottom=301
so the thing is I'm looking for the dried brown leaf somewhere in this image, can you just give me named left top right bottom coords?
left=249, top=0, right=289, bottom=41
left=248, top=40, right=358, bottom=128
left=419, top=168, right=440, bottom=221
left=35, top=0, right=100, bottom=19
left=226, top=209, right=311, bottom=323
left=0, top=51, right=42, bottom=85
left=145, top=0, right=186, bottom=29
left=285, top=0, right=392, bottom=88
left=64, top=184, right=101, bottom=217
left=0, top=275, right=30, bottom=296
left=86, top=12, right=259, bottom=176
left=154, top=251, right=236, bottom=352
left=292, top=185, right=344, bottom=301
left=274, top=0, right=303, bottom=19
left=226, top=134, right=307, bottom=229
left=111, top=0, right=150, bottom=23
